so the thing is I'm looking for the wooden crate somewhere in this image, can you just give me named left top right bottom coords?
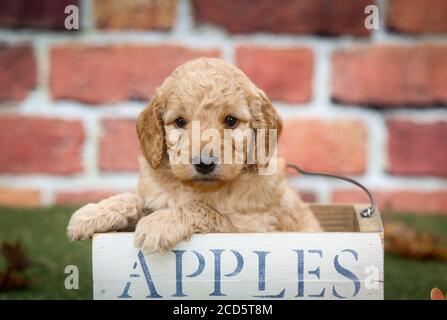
left=93, top=204, right=384, bottom=300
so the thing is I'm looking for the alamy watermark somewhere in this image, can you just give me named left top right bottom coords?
left=364, top=4, right=379, bottom=30
left=63, top=4, right=380, bottom=31
left=64, top=5, right=79, bottom=30
left=64, top=265, right=79, bottom=290
left=166, top=121, right=278, bottom=175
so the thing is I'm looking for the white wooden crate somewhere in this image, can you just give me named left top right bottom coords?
left=92, top=204, right=384, bottom=300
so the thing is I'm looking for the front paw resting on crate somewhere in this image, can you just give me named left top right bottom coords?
left=134, top=209, right=194, bottom=255
left=134, top=202, right=236, bottom=254
left=67, top=192, right=144, bottom=241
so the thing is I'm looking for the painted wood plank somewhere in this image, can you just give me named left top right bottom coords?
left=93, top=232, right=384, bottom=300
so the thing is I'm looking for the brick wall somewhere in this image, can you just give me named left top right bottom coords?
left=0, top=0, right=446, bottom=214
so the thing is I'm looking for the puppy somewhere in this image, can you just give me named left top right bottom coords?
left=67, top=58, right=322, bottom=254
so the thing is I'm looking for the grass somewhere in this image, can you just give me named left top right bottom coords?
left=384, top=214, right=447, bottom=300
left=0, top=206, right=446, bottom=300
left=0, top=206, right=92, bottom=299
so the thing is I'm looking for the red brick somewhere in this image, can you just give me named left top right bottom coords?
left=387, top=0, right=447, bottom=34
left=332, top=189, right=447, bottom=215
left=193, top=0, right=370, bottom=36
left=331, top=189, right=388, bottom=209
left=278, top=119, right=367, bottom=174
left=388, top=120, right=447, bottom=177
left=389, top=191, right=447, bottom=214
left=94, top=0, right=177, bottom=30
left=0, top=0, right=80, bottom=30
left=0, top=116, right=84, bottom=175
left=0, top=44, right=36, bottom=101
left=298, top=191, right=317, bottom=203
left=50, top=45, right=220, bottom=104
left=236, top=46, right=313, bottom=103
left=55, top=190, right=128, bottom=205
left=0, top=187, right=41, bottom=207
left=99, top=118, right=140, bottom=172
left=331, top=45, right=447, bottom=107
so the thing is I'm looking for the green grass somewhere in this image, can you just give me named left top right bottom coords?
left=384, top=214, right=447, bottom=300
left=0, top=206, right=446, bottom=300
left=0, top=206, right=92, bottom=299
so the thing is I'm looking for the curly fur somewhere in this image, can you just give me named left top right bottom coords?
left=67, top=58, right=322, bottom=254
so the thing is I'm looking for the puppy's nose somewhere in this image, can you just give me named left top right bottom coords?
left=194, top=162, right=216, bottom=174
left=193, top=156, right=217, bottom=175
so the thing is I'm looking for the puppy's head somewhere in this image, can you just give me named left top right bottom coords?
left=137, top=58, right=282, bottom=189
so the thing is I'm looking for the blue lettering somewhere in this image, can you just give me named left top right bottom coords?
left=333, top=249, right=360, bottom=298
left=253, top=251, right=285, bottom=298
left=119, top=251, right=162, bottom=299
left=210, top=249, right=244, bottom=296
left=172, top=250, right=205, bottom=297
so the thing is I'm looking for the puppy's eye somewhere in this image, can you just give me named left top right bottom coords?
left=224, top=116, right=238, bottom=128
left=174, top=118, right=187, bottom=128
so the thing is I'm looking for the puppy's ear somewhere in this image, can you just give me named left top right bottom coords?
left=257, top=89, right=283, bottom=138
left=250, top=88, right=283, bottom=165
left=136, top=93, right=165, bottom=169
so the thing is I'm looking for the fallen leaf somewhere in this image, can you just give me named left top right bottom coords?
left=430, top=288, right=446, bottom=300
left=384, top=222, right=447, bottom=261
left=0, top=271, right=28, bottom=291
left=0, top=241, right=31, bottom=292
left=1, top=241, right=31, bottom=272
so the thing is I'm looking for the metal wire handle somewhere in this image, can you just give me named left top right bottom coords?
left=287, top=163, right=376, bottom=218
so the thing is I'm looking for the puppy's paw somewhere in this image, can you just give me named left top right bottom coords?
left=67, top=193, right=144, bottom=241
left=67, top=203, right=128, bottom=241
left=134, top=210, right=191, bottom=255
